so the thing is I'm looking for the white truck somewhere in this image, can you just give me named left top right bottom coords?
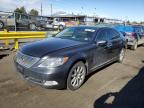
left=45, top=18, right=66, bottom=30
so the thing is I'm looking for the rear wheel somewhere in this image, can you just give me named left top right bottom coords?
left=131, top=40, right=138, bottom=50
left=29, top=23, right=36, bottom=31
left=67, top=61, right=86, bottom=91
left=59, top=25, right=64, bottom=31
left=118, top=48, right=126, bottom=63
left=0, top=21, right=4, bottom=29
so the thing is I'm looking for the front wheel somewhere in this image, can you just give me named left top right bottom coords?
left=0, top=21, right=4, bottom=29
left=67, top=61, right=86, bottom=91
left=118, top=48, right=126, bottom=63
left=131, top=40, right=138, bottom=50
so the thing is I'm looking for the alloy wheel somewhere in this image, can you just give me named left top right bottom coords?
left=134, top=41, right=138, bottom=50
left=30, top=23, right=36, bottom=30
left=0, top=22, right=4, bottom=29
left=67, top=62, right=86, bottom=91
left=71, top=66, right=85, bottom=87
left=119, top=48, right=125, bottom=62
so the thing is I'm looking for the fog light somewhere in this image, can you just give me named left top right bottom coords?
left=43, top=81, right=58, bottom=86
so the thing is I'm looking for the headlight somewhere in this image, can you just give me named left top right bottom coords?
left=38, top=56, right=69, bottom=68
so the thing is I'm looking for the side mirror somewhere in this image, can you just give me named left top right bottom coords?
left=96, top=40, right=107, bottom=46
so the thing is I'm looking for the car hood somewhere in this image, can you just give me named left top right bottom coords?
left=21, top=37, right=86, bottom=58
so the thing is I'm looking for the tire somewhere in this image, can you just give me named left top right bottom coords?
left=59, top=25, right=64, bottom=31
left=29, top=23, right=36, bottom=31
left=0, top=21, right=4, bottom=29
left=67, top=61, right=86, bottom=91
left=118, top=48, right=126, bottom=63
left=131, top=40, right=138, bottom=50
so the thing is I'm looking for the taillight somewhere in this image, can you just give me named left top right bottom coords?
left=131, top=32, right=137, bottom=37
left=126, top=32, right=136, bottom=38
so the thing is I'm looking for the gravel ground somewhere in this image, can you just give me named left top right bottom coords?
left=0, top=44, right=143, bottom=108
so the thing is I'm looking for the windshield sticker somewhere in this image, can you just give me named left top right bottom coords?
left=85, top=29, right=95, bottom=32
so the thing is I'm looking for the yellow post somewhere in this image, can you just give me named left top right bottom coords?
left=4, top=29, right=9, bottom=47
left=5, top=40, right=9, bottom=47
left=14, top=39, right=19, bottom=50
left=4, top=29, right=8, bottom=32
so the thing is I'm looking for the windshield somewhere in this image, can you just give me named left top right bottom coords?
left=55, top=27, right=97, bottom=42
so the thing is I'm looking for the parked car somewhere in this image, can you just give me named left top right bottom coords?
left=0, top=14, right=15, bottom=29
left=16, top=14, right=46, bottom=30
left=45, top=18, right=66, bottom=30
left=0, top=13, right=46, bottom=30
left=114, top=25, right=144, bottom=50
left=14, top=26, right=126, bottom=91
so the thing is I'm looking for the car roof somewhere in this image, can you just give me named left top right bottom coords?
left=71, top=25, right=114, bottom=30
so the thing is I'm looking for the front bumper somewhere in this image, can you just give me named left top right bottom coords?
left=14, top=61, right=70, bottom=89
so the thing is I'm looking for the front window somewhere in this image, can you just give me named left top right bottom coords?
left=8, top=15, right=14, bottom=19
left=55, top=27, right=97, bottom=42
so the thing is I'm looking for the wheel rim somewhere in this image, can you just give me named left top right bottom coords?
left=0, top=22, right=3, bottom=28
left=59, top=26, right=63, bottom=30
left=71, top=66, right=85, bottom=88
left=30, top=24, right=36, bottom=30
left=134, top=42, right=138, bottom=49
left=120, top=49, right=125, bottom=61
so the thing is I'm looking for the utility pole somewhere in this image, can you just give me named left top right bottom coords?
left=94, top=8, right=96, bottom=17
left=81, top=7, right=83, bottom=15
left=41, top=3, right=43, bottom=16
left=51, top=4, right=53, bottom=16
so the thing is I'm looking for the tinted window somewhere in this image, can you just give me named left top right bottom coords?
left=109, top=29, right=120, bottom=40
left=21, top=15, right=28, bottom=20
left=97, top=30, right=109, bottom=41
left=8, top=15, right=14, bottom=19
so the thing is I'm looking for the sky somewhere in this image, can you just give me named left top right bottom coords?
left=0, top=0, right=143, bottom=22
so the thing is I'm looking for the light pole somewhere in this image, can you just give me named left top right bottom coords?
left=81, top=7, right=83, bottom=15
left=51, top=4, right=53, bottom=16
left=94, top=8, right=96, bottom=17
left=41, top=3, right=43, bottom=16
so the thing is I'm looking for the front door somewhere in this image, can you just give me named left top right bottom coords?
left=92, top=29, right=110, bottom=69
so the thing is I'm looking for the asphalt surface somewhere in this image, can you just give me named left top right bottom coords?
left=0, top=44, right=144, bottom=108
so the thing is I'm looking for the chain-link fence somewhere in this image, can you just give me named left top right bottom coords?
left=0, top=11, right=51, bottom=31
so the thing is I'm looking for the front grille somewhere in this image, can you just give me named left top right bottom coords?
left=16, top=52, right=40, bottom=68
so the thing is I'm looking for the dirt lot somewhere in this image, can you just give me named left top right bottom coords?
left=0, top=44, right=144, bottom=108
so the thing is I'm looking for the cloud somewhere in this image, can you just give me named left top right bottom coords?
left=0, top=0, right=64, bottom=15
left=0, top=0, right=44, bottom=12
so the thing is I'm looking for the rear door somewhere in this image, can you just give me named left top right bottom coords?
left=108, top=29, right=122, bottom=59
left=138, top=27, right=144, bottom=44
left=17, top=15, right=29, bottom=27
left=134, top=26, right=144, bottom=44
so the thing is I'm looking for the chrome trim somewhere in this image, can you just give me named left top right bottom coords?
left=16, top=52, right=40, bottom=68
left=90, top=57, right=117, bottom=71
